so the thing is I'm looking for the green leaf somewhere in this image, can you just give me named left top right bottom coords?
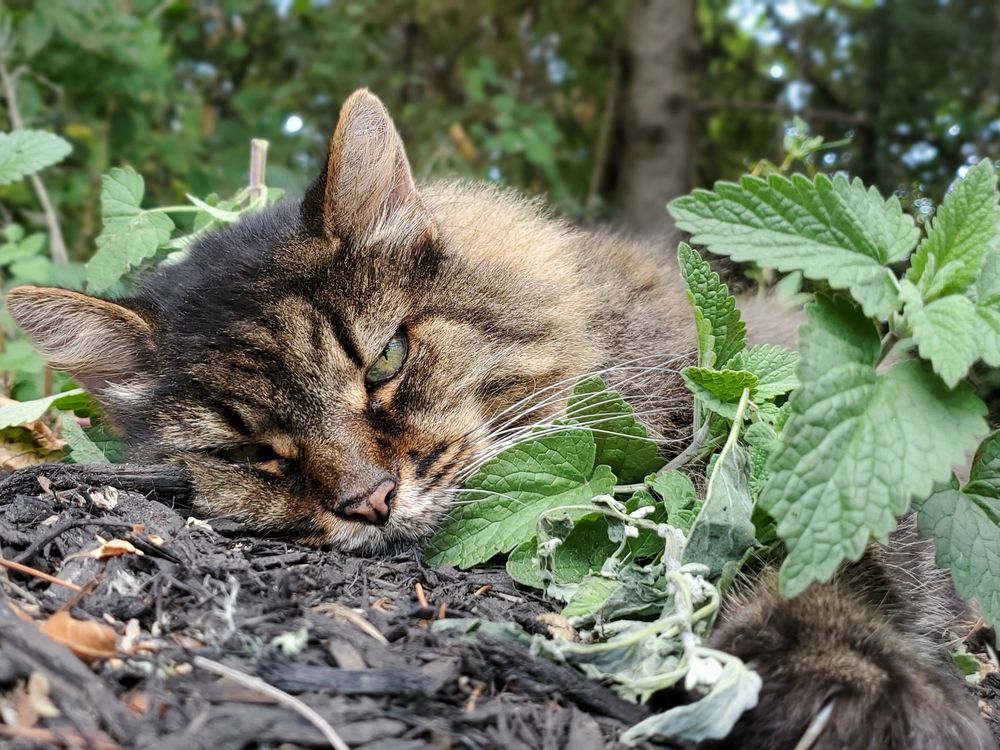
left=505, top=512, right=618, bottom=591
left=620, top=659, right=761, bottom=744
left=764, top=296, right=986, bottom=596
left=683, top=442, right=755, bottom=578
left=726, top=345, right=799, bottom=400
left=0, top=389, right=87, bottom=429
left=669, top=173, right=918, bottom=319
left=566, top=377, right=663, bottom=483
left=60, top=414, right=111, bottom=464
left=648, top=469, right=699, bottom=520
left=0, top=130, right=72, bottom=184
left=561, top=575, right=620, bottom=619
left=907, top=159, right=1000, bottom=301
left=677, top=243, right=745, bottom=367
left=87, top=167, right=175, bottom=293
left=913, top=430, right=1000, bottom=626
left=905, top=289, right=981, bottom=388
left=425, top=428, right=616, bottom=568
left=681, top=367, right=757, bottom=420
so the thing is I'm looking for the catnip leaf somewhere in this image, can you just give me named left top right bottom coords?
left=425, top=428, right=615, bottom=568
left=669, top=173, right=919, bottom=319
left=60, top=414, right=111, bottom=464
left=0, top=388, right=88, bottom=429
left=87, top=167, right=175, bottom=293
left=505, top=512, right=618, bottom=593
left=683, top=441, right=755, bottom=578
left=566, top=377, right=664, bottom=483
left=907, top=159, right=1000, bottom=302
left=648, top=469, right=699, bottom=521
left=0, top=130, right=72, bottom=184
left=764, top=296, right=986, bottom=596
left=726, top=345, right=799, bottom=400
left=620, top=658, right=761, bottom=745
left=905, top=289, right=981, bottom=388
left=913, top=430, right=1000, bottom=625
left=677, top=243, right=745, bottom=367
left=561, top=575, right=620, bottom=619
left=681, top=367, right=758, bottom=420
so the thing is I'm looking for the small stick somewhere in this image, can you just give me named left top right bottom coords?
left=16, top=518, right=137, bottom=565
left=248, top=138, right=269, bottom=205
left=0, top=724, right=122, bottom=750
left=311, top=602, right=388, bottom=644
left=0, top=557, right=82, bottom=592
left=192, top=655, right=350, bottom=750
left=473, top=584, right=492, bottom=597
left=413, top=581, right=428, bottom=608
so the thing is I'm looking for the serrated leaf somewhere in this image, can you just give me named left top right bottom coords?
left=60, top=414, right=111, bottom=464
left=905, top=290, right=981, bottom=388
left=0, top=130, right=72, bottom=185
left=425, top=428, right=616, bottom=568
left=907, top=159, right=1000, bottom=301
left=677, top=243, right=745, bottom=367
left=681, top=367, right=758, bottom=420
left=726, top=345, right=799, bottom=400
left=0, top=389, right=87, bottom=429
left=87, top=167, right=174, bottom=293
left=763, top=296, right=986, bottom=596
left=566, top=377, right=664, bottom=483
left=670, top=173, right=918, bottom=319
left=913, top=430, right=1000, bottom=625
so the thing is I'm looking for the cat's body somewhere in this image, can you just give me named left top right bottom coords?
left=6, top=90, right=993, bottom=748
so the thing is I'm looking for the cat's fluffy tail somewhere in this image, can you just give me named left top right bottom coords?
left=705, top=553, right=993, bottom=749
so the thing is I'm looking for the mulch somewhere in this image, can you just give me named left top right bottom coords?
left=0, top=464, right=663, bottom=750
left=0, top=465, right=997, bottom=749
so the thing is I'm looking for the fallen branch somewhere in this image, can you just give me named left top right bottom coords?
left=0, top=463, right=193, bottom=505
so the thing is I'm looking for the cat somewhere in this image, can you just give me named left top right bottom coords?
left=6, top=90, right=993, bottom=748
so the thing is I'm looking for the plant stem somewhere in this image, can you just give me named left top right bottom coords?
left=0, top=52, right=68, bottom=264
left=704, top=387, right=750, bottom=502
left=248, top=138, right=268, bottom=205
left=613, top=419, right=713, bottom=494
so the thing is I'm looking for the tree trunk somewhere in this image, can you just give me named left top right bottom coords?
left=616, top=0, right=697, bottom=242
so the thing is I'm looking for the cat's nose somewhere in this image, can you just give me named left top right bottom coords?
left=339, top=478, right=396, bottom=525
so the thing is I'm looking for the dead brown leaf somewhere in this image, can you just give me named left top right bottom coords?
left=90, top=538, right=143, bottom=560
left=39, top=610, right=117, bottom=663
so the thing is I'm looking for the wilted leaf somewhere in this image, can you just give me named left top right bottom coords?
left=39, top=610, right=117, bottom=663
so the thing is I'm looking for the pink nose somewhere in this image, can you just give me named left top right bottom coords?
left=340, top=479, right=396, bottom=525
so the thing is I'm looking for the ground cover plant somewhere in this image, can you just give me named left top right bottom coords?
left=0, top=124, right=999, bottom=747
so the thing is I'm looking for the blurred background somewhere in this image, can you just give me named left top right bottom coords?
left=2, top=0, right=999, bottom=251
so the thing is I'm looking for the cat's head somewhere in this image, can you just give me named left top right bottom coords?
left=6, top=90, right=610, bottom=552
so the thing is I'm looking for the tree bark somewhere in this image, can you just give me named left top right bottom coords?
left=616, top=0, right=697, bottom=242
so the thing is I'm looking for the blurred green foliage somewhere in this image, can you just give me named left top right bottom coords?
left=0, top=0, right=996, bottom=430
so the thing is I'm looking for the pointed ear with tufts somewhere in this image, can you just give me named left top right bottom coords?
left=6, top=286, right=155, bottom=395
left=301, top=88, right=436, bottom=247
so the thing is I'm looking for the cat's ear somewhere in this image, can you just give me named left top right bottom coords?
left=302, top=88, right=436, bottom=246
left=6, top=286, right=154, bottom=393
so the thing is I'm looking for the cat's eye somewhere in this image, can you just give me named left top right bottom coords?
left=217, top=443, right=281, bottom=467
left=365, top=329, right=408, bottom=386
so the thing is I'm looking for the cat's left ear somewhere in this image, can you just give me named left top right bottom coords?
left=302, top=89, right=437, bottom=247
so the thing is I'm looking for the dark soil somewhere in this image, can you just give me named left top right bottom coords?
left=0, top=464, right=659, bottom=750
left=0, top=465, right=997, bottom=750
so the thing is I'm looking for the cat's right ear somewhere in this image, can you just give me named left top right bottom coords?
left=6, top=286, right=154, bottom=393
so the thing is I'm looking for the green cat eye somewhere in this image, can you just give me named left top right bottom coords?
left=365, top=330, right=408, bottom=385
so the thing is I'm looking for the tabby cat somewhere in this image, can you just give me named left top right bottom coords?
left=6, top=90, right=993, bottom=748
